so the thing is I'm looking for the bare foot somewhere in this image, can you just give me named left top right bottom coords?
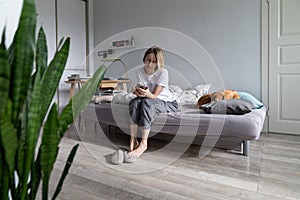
left=129, top=138, right=139, bottom=152
left=128, top=142, right=147, bottom=158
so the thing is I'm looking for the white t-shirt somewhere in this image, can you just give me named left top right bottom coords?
left=136, top=67, right=175, bottom=102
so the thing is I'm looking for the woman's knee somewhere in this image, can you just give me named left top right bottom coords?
left=130, top=97, right=142, bottom=105
left=142, top=98, right=167, bottom=113
left=140, top=98, right=156, bottom=108
left=129, top=97, right=142, bottom=110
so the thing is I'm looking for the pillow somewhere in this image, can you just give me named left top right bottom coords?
left=174, top=84, right=211, bottom=104
left=200, top=99, right=254, bottom=115
left=237, top=92, right=264, bottom=109
left=178, top=89, right=199, bottom=104
left=194, top=84, right=211, bottom=97
left=169, top=85, right=183, bottom=96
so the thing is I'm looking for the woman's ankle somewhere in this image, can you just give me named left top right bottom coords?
left=140, top=139, right=148, bottom=147
left=129, top=137, right=139, bottom=151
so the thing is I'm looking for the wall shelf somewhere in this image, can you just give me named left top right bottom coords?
left=109, top=44, right=135, bottom=50
left=98, top=44, right=135, bottom=58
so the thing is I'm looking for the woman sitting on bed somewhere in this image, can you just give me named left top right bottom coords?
left=127, top=46, right=178, bottom=162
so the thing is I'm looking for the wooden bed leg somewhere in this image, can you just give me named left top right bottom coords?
left=243, top=140, right=250, bottom=156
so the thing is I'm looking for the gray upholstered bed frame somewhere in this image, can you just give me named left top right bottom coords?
left=94, top=103, right=266, bottom=156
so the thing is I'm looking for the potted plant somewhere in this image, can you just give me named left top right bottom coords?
left=0, top=0, right=106, bottom=199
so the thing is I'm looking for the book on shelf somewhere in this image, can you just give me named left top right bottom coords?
left=99, top=90, right=114, bottom=96
left=100, top=80, right=118, bottom=89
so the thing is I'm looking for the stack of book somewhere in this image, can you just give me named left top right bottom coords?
left=99, top=80, right=118, bottom=96
left=67, top=73, right=80, bottom=81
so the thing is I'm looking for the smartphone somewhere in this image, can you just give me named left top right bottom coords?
left=136, top=84, right=148, bottom=90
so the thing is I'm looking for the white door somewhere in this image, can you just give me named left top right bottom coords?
left=269, top=0, right=300, bottom=134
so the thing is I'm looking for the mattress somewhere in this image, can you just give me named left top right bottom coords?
left=94, top=103, right=266, bottom=141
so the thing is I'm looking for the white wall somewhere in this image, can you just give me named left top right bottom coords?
left=1, top=0, right=90, bottom=80
left=1, top=0, right=92, bottom=106
left=93, top=0, right=262, bottom=99
left=0, top=0, right=23, bottom=46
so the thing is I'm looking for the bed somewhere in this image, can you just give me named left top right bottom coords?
left=94, top=93, right=266, bottom=156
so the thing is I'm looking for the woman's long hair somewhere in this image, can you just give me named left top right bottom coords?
left=142, top=46, right=164, bottom=70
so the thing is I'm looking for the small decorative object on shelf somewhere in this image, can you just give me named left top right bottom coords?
left=131, top=36, right=135, bottom=46
left=111, top=36, right=135, bottom=48
left=98, top=36, right=135, bottom=58
left=112, top=40, right=125, bottom=47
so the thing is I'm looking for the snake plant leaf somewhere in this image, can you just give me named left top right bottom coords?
left=52, top=144, right=79, bottom=200
left=23, top=28, right=48, bottom=200
left=58, top=65, right=107, bottom=136
left=0, top=103, right=18, bottom=199
left=0, top=100, right=18, bottom=175
left=10, top=0, right=36, bottom=124
left=35, top=27, right=48, bottom=79
left=0, top=0, right=109, bottom=198
left=0, top=152, right=3, bottom=199
left=21, top=36, right=69, bottom=200
left=41, top=103, right=60, bottom=200
left=10, top=1, right=37, bottom=189
left=0, top=160, right=9, bottom=200
left=7, top=42, right=15, bottom=68
left=0, top=104, right=18, bottom=200
left=72, top=65, right=107, bottom=118
left=0, top=30, right=10, bottom=113
left=29, top=151, right=42, bottom=200
left=40, top=38, right=70, bottom=121
left=21, top=37, right=69, bottom=196
left=16, top=102, right=27, bottom=182
left=21, top=79, right=43, bottom=199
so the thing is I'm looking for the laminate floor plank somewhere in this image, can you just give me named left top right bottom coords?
left=49, top=131, right=300, bottom=200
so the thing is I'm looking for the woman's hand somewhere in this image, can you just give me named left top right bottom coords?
left=132, top=86, right=144, bottom=96
left=133, top=85, right=164, bottom=99
left=135, top=87, right=150, bottom=98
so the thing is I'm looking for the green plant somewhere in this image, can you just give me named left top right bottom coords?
left=0, top=0, right=106, bottom=199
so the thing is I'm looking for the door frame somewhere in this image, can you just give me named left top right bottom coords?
left=261, top=0, right=269, bottom=132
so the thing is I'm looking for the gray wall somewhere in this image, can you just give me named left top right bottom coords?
left=93, top=0, right=262, bottom=99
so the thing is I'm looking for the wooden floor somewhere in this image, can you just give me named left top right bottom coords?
left=44, top=120, right=300, bottom=200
